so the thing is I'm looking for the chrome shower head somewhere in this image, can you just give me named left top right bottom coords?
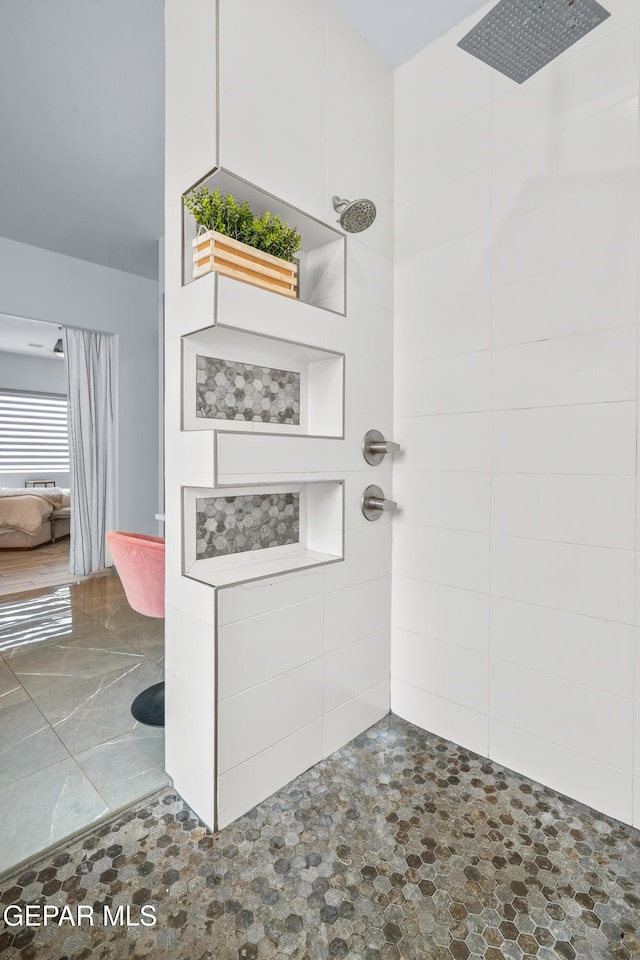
left=332, top=196, right=376, bottom=233
left=458, top=0, right=610, bottom=84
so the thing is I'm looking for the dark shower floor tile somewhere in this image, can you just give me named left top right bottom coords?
left=0, top=714, right=639, bottom=960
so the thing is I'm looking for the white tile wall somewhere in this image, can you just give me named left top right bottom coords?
left=492, top=258, right=639, bottom=348
left=217, top=720, right=323, bottom=830
left=217, top=598, right=324, bottom=700
left=489, top=719, right=633, bottom=825
left=395, top=104, right=492, bottom=209
left=219, top=1, right=328, bottom=219
left=397, top=169, right=491, bottom=252
left=324, top=577, right=391, bottom=654
left=324, top=629, right=389, bottom=714
left=323, top=680, right=390, bottom=758
left=491, top=21, right=639, bottom=160
left=392, top=577, right=490, bottom=655
left=332, top=470, right=393, bottom=530
left=490, top=659, right=633, bottom=772
left=491, top=403, right=637, bottom=476
left=164, top=668, right=215, bottom=827
left=393, top=471, right=491, bottom=533
left=393, top=0, right=640, bottom=826
left=491, top=536, right=635, bottom=624
left=217, top=570, right=324, bottom=625
left=492, top=327, right=637, bottom=411
left=394, top=351, right=491, bottom=417
left=325, top=524, right=392, bottom=593
left=492, top=183, right=637, bottom=291
left=218, top=659, right=323, bottom=774
left=392, top=628, right=488, bottom=715
left=393, top=524, right=491, bottom=594
left=491, top=98, right=639, bottom=225
left=166, top=0, right=393, bottom=829
left=167, top=0, right=640, bottom=832
left=391, top=679, right=489, bottom=758
left=215, top=433, right=325, bottom=483
left=491, top=474, right=636, bottom=549
left=393, top=288, right=492, bottom=363
left=491, top=598, right=634, bottom=699
left=393, top=413, right=491, bottom=473
left=396, top=229, right=492, bottom=312
left=164, top=605, right=216, bottom=703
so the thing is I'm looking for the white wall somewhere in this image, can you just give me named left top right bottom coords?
left=0, top=238, right=160, bottom=534
left=392, top=0, right=640, bottom=826
left=0, top=350, right=70, bottom=488
left=164, top=0, right=394, bottom=829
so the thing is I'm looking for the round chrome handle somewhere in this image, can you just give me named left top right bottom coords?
left=361, top=485, right=398, bottom=521
left=362, top=429, right=401, bottom=466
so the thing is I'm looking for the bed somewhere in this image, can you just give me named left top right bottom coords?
left=0, top=488, right=71, bottom=550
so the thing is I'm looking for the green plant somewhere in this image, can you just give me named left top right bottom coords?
left=184, top=187, right=302, bottom=262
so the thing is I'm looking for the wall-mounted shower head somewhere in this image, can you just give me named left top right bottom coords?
left=332, top=196, right=376, bottom=233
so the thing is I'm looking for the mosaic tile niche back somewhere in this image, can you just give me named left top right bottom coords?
left=196, top=493, right=300, bottom=559
left=196, top=355, right=301, bottom=424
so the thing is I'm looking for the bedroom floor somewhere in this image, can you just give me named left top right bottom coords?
left=0, top=538, right=102, bottom=597
left=0, top=575, right=168, bottom=876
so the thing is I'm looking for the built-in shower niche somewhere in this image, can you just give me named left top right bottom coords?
left=182, top=325, right=344, bottom=438
left=183, top=481, right=343, bottom=588
left=182, top=167, right=346, bottom=315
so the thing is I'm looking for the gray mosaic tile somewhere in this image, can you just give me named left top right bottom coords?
left=196, top=355, right=301, bottom=424
left=2, top=715, right=640, bottom=960
left=196, top=493, right=299, bottom=559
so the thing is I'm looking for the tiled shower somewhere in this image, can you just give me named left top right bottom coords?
left=164, top=0, right=393, bottom=830
left=163, top=0, right=640, bottom=837
left=392, top=0, right=640, bottom=827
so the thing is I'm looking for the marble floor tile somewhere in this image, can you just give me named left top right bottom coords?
left=0, top=606, right=117, bottom=660
left=77, top=726, right=168, bottom=810
left=0, top=587, right=71, bottom=643
left=68, top=574, right=125, bottom=612
left=0, top=758, right=109, bottom=875
left=0, top=581, right=167, bottom=878
left=8, top=631, right=145, bottom=699
left=82, top=598, right=151, bottom=635
left=0, top=699, right=69, bottom=787
left=0, top=660, right=28, bottom=711
left=113, top=617, right=165, bottom=663
left=0, top=581, right=73, bottom=605
left=34, top=659, right=164, bottom=754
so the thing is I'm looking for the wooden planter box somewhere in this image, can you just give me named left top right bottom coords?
left=192, top=230, right=298, bottom=299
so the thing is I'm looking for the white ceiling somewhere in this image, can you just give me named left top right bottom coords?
left=0, top=0, right=164, bottom=281
left=0, top=314, right=63, bottom=360
left=0, top=1, right=486, bottom=285
left=329, top=0, right=490, bottom=68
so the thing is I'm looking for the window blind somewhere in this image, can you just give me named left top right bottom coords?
left=0, top=390, right=70, bottom=473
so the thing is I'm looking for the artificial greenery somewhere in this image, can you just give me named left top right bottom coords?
left=184, top=187, right=302, bottom=263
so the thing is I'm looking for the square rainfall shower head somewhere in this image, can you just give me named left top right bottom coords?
left=457, top=0, right=611, bottom=84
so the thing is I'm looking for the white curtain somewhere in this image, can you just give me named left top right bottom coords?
left=63, top=329, right=115, bottom=575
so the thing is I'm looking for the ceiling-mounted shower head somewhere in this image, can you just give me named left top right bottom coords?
left=457, top=0, right=610, bottom=84
left=332, top=196, right=376, bottom=233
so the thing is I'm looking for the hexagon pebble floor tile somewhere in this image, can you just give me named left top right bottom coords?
left=1, top=715, right=640, bottom=960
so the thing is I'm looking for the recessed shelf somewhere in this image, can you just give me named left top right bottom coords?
left=183, top=481, right=343, bottom=589
left=183, top=167, right=346, bottom=316
left=182, top=324, right=344, bottom=438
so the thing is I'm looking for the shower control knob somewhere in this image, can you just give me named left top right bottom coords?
left=361, top=485, right=397, bottom=522
left=362, top=429, right=401, bottom=466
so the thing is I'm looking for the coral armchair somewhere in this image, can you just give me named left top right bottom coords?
left=106, top=531, right=165, bottom=726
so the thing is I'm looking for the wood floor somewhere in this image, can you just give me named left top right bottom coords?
left=0, top=538, right=109, bottom=597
